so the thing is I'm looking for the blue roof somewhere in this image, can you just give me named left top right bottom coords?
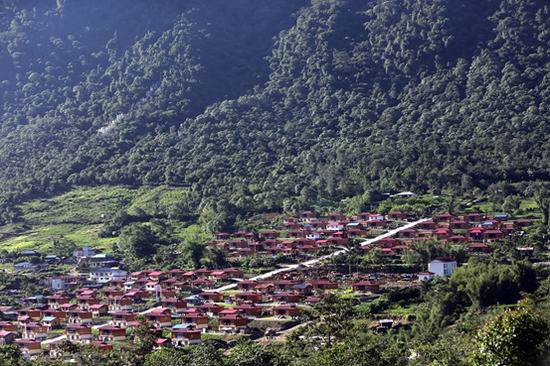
left=92, top=268, right=126, bottom=273
left=14, top=262, right=32, bottom=267
left=21, top=250, right=38, bottom=255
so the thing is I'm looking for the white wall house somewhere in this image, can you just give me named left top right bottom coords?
left=368, top=214, right=385, bottom=221
left=391, top=191, right=417, bottom=198
left=305, top=232, right=321, bottom=240
left=428, top=258, right=457, bottom=277
left=326, top=222, right=345, bottom=231
left=89, top=268, right=128, bottom=283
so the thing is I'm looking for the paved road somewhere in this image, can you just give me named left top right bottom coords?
left=42, top=219, right=428, bottom=346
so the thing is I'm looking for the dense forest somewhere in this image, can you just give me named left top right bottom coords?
left=0, top=0, right=549, bottom=222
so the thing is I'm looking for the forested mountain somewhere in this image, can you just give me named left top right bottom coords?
left=0, top=0, right=549, bottom=221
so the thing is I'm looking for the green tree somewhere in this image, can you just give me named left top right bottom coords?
left=314, top=294, right=356, bottom=345
left=50, top=237, right=78, bottom=259
left=188, top=343, right=225, bottom=366
left=118, top=223, right=158, bottom=259
left=131, top=316, right=156, bottom=357
left=502, top=195, right=521, bottom=213
left=472, top=308, right=549, bottom=366
left=144, top=348, right=189, bottom=366
left=0, top=345, right=24, bottom=366
left=226, top=340, right=275, bottom=366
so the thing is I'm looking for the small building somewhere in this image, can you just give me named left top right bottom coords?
left=22, top=323, right=48, bottom=341
left=110, top=312, right=136, bottom=328
left=218, top=314, right=249, bottom=333
left=15, top=339, right=42, bottom=357
left=307, top=280, right=338, bottom=291
left=235, top=292, right=263, bottom=303
left=0, top=322, right=17, bottom=332
left=428, top=258, right=457, bottom=277
left=47, top=294, right=70, bottom=309
left=180, top=313, right=209, bottom=331
left=199, top=292, right=224, bottom=302
left=66, top=324, right=93, bottom=343
left=154, top=338, right=171, bottom=349
left=197, top=303, right=223, bottom=316
left=14, top=262, right=36, bottom=272
left=108, top=296, right=133, bottom=312
left=67, top=310, right=93, bottom=325
left=171, top=325, right=202, bottom=347
left=272, top=305, right=300, bottom=318
left=483, top=229, right=505, bottom=241
left=516, top=247, right=535, bottom=258
left=89, top=304, right=109, bottom=318
left=378, top=319, right=394, bottom=331
left=392, top=191, right=417, bottom=198
left=45, top=278, right=67, bottom=291
left=352, top=281, right=380, bottom=293
left=397, top=229, right=417, bottom=238
left=147, top=308, right=172, bottom=329
left=161, top=298, right=187, bottom=315
left=467, top=243, right=492, bottom=254
left=18, top=309, right=42, bottom=322
left=235, top=304, right=262, bottom=318
left=326, top=222, right=346, bottom=231
left=98, top=326, right=126, bottom=342
left=271, top=292, right=301, bottom=303
left=434, top=213, right=453, bottom=223
left=468, top=227, right=484, bottom=240
left=89, top=268, right=128, bottom=284
left=305, top=232, right=321, bottom=240
left=0, top=331, right=17, bottom=345
left=41, top=316, right=61, bottom=330
left=237, top=280, right=258, bottom=291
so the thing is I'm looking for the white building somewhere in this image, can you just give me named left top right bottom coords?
left=428, top=258, right=457, bottom=277
left=326, top=222, right=345, bottom=231
left=305, top=232, right=321, bottom=240
left=392, top=191, right=417, bottom=198
left=368, top=214, right=385, bottom=221
left=89, top=268, right=128, bottom=283
left=48, top=278, right=67, bottom=291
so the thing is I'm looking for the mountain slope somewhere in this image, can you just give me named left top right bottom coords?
left=0, top=0, right=549, bottom=221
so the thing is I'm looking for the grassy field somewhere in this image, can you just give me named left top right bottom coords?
left=468, top=198, right=541, bottom=219
left=0, top=185, right=196, bottom=254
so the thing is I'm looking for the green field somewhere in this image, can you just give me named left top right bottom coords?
left=0, top=185, right=196, bottom=254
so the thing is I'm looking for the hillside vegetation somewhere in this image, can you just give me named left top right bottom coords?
left=0, top=0, right=549, bottom=221
left=0, top=185, right=200, bottom=253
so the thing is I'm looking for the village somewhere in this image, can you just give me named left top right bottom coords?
left=0, top=208, right=535, bottom=360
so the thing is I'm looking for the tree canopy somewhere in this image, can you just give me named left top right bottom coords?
left=0, top=0, right=549, bottom=220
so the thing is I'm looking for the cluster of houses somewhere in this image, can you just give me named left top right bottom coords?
left=210, top=211, right=407, bottom=258
left=365, top=212, right=530, bottom=257
left=0, top=265, right=386, bottom=359
left=361, top=212, right=532, bottom=279
left=0, top=209, right=535, bottom=358
left=12, top=246, right=121, bottom=273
